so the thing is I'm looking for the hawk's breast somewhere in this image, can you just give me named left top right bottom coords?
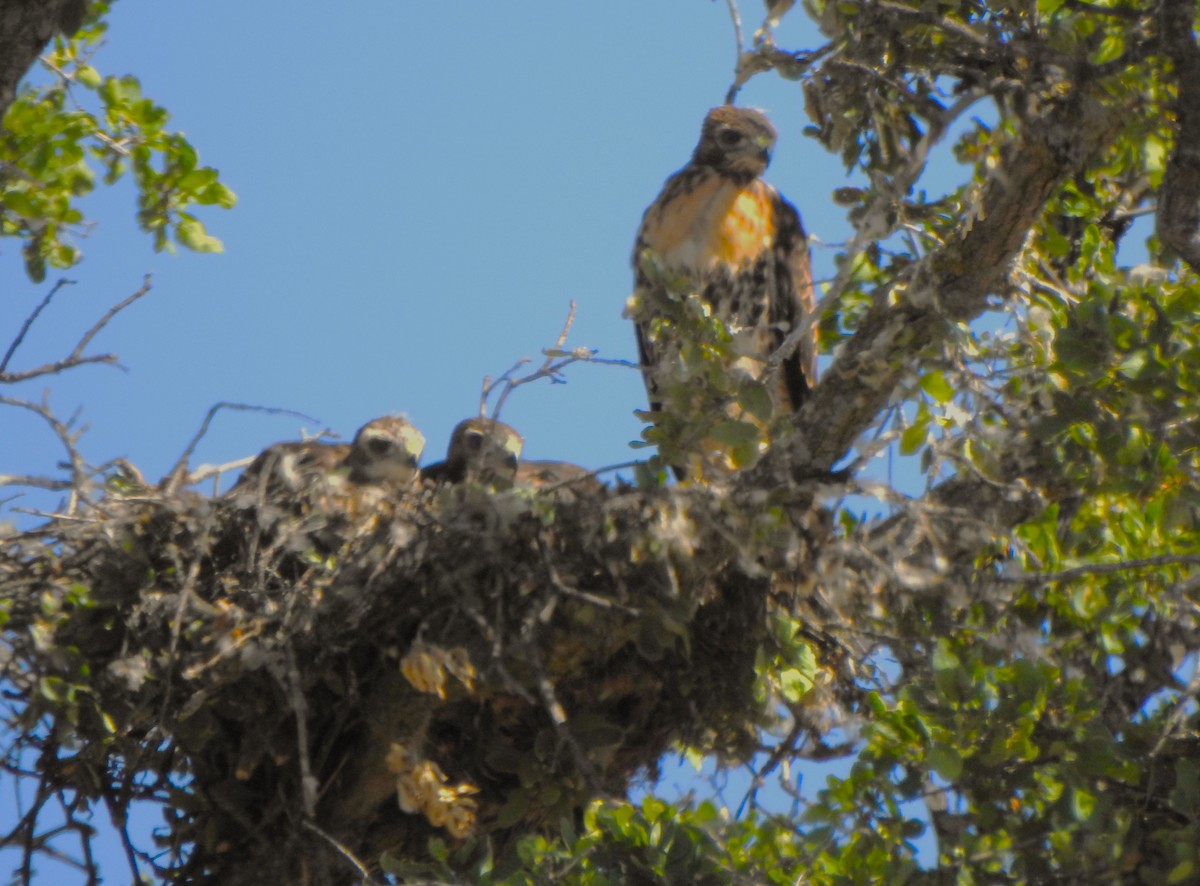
left=642, top=175, right=777, bottom=276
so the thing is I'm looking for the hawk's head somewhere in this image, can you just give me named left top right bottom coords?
left=692, top=106, right=777, bottom=180
left=428, top=418, right=523, bottom=489
left=344, top=415, right=425, bottom=485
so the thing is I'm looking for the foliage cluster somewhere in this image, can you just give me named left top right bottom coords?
left=0, top=1, right=234, bottom=282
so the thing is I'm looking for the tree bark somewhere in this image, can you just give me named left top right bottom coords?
left=0, top=0, right=86, bottom=122
left=1157, top=0, right=1200, bottom=275
left=787, top=93, right=1123, bottom=474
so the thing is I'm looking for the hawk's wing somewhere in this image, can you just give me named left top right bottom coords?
left=769, top=190, right=817, bottom=411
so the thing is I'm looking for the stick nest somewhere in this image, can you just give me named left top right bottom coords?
left=1, top=472, right=840, bottom=883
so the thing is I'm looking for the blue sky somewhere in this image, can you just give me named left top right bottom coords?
left=2, top=1, right=858, bottom=518
left=0, top=1, right=910, bottom=878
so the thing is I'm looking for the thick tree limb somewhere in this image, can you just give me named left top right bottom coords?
left=1156, top=0, right=1200, bottom=274
left=789, top=93, right=1124, bottom=473
left=0, top=0, right=86, bottom=123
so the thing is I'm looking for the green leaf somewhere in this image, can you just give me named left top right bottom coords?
left=1070, top=788, right=1095, bottom=822
left=919, top=370, right=955, bottom=404
left=1091, top=32, right=1124, bottom=65
left=780, top=667, right=814, bottom=703
left=1169, top=861, right=1197, bottom=884
left=900, top=421, right=928, bottom=456
left=927, top=744, right=963, bottom=781
left=76, top=65, right=102, bottom=89
left=175, top=216, right=224, bottom=253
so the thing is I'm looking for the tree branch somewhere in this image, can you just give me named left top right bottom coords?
left=1155, top=0, right=1200, bottom=274
left=0, top=0, right=85, bottom=122
left=0, top=276, right=154, bottom=385
left=786, top=93, right=1123, bottom=473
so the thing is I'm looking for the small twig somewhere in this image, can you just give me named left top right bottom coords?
left=279, top=645, right=318, bottom=818
left=0, top=475, right=73, bottom=491
left=158, top=557, right=202, bottom=731
left=0, top=395, right=90, bottom=513
left=737, top=717, right=805, bottom=819
left=183, top=455, right=256, bottom=490
left=538, top=536, right=641, bottom=616
left=161, top=402, right=321, bottom=493
left=994, top=554, right=1200, bottom=586
left=0, top=279, right=74, bottom=375
left=724, top=0, right=746, bottom=72
left=768, top=88, right=987, bottom=372
left=302, top=820, right=381, bottom=886
left=483, top=301, right=591, bottom=419
left=0, top=276, right=154, bottom=384
left=71, top=275, right=154, bottom=363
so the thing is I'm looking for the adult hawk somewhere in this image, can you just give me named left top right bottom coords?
left=630, top=105, right=816, bottom=472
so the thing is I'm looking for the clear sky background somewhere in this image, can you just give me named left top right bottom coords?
left=3, top=1, right=858, bottom=512
left=1, top=1, right=916, bottom=879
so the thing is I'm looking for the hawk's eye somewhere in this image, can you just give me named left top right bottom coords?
left=504, top=454, right=518, bottom=471
left=717, top=128, right=743, bottom=147
left=367, top=438, right=392, bottom=456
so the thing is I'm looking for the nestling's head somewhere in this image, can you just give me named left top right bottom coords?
left=692, top=106, right=777, bottom=180
left=344, top=415, right=425, bottom=485
left=446, top=418, right=523, bottom=486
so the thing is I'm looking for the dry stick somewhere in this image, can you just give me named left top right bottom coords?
left=723, top=0, right=746, bottom=73
left=161, top=401, right=321, bottom=493
left=158, top=557, right=202, bottom=733
left=0, top=279, right=74, bottom=375
left=99, top=776, right=143, bottom=884
left=486, top=300, right=578, bottom=419
left=993, top=553, right=1200, bottom=586
left=281, top=645, right=318, bottom=818
left=301, top=820, right=381, bottom=886
left=0, top=276, right=154, bottom=384
left=0, top=395, right=89, bottom=513
left=17, top=775, right=51, bottom=884
left=0, top=474, right=73, bottom=491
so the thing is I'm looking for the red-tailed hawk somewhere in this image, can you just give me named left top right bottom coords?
left=421, top=418, right=523, bottom=490
left=234, top=415, right=425, bottom=497
left=630, top=106, right=816, bottom=474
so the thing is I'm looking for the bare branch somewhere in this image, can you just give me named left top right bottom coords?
left=995, top=554, right=1200, bottom=587
left=161, top=402, right=322, bottom=493
left=0, top=276, right=153, bottom=385
left=69, top=274, right=154, bottom=364
left=0, top=394, right=90, bottom=513
left=301, top=821, right=381, bottom=886
left=0, top=279, right=74, bottom=375
left=724, top=0, right=745, bottom=73
left=484, top=301, right=592, bottom=419
left=0, top=475, right=73, bottom=491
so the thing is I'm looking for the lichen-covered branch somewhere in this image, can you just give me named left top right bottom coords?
left=789, top=91, right=1123, bottom=473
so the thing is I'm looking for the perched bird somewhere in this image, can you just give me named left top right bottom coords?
left=341, top=416, right=426, bottom=486
left=630, top=105, right=816, bottom=423
left=234, top=415, right=425, bottom=497
left=421, top=418, right=523, bottom=490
